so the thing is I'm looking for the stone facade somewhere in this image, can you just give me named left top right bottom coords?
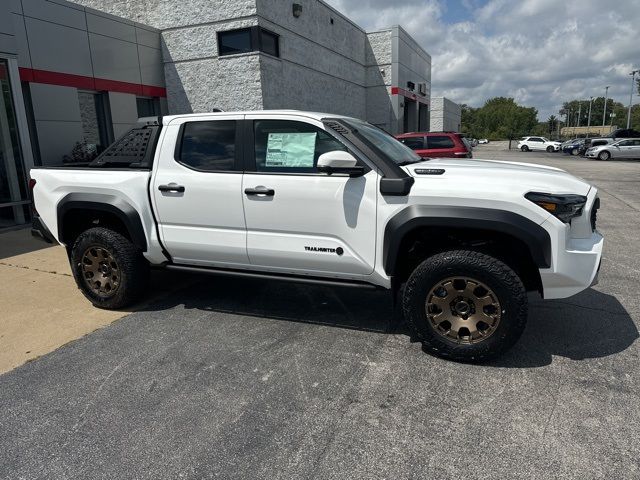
left=73, top=0, right=432, bottom=133
left=430, top=97, right=462, bottom=132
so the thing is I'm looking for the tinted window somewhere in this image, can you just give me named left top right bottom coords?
left=254, top=120, right=347, bottom=173
left=136, top=97, right=160, bottom=117
left=179, top=121, right=236, bottom=171
left=218, top=29, right=252, bottom=56
left=427, top=136, right=455, bottom=149
left=617, top=140, right=632, bottom=146
left=401, top=137, right=425, bottom=150
left=260, top=29, right=279, bottom=57
left=218, top=27, right=280, bottom=57
left=592, top=140, right=607, bottom=147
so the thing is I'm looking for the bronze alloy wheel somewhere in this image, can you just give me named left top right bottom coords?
left=425, top=277, right=501, bottom=344
left=80, top=246, right=121, bottom=298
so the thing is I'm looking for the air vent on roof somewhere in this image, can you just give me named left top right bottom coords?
left=324, top=121, right=349, bottom=135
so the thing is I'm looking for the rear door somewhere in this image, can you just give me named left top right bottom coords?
left=425, top=135, right=456, bottom=157
left=241, top=115, right=378, bottom=277
left=151, top=115, right=249, bottom=267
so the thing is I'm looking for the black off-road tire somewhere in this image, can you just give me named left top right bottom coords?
left=402, top=250, right=528, bottom=363
left=70, top=227, right=149, bottom=309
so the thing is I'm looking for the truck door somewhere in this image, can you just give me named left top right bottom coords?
left=241, top=116, right=378, bottom=277
left=151, top=115, right=249, bottom=267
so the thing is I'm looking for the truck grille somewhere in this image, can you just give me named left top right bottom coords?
left=591, top=198, right=600, bottom=231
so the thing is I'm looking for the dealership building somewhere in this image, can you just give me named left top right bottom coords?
left=0, top=0, right=431, bottom=229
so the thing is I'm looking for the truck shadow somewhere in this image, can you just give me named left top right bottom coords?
left=145, top=274, right=638, bottom=368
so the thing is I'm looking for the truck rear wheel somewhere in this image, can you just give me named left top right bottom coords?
left=402, top=250, right=527, bottom=362
left=70, top=227, right=149, bottom=309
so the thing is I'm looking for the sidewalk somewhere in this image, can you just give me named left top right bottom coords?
left=0, top=229, right=126, bottom=373
left=0, top=229, right=194, bottom=374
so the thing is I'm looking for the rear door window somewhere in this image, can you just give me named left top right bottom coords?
left=178, top=120, right=238, bottom=172
left=427, top=136, right=455, bottom=149
left=400, top=137, right=426, bottom=150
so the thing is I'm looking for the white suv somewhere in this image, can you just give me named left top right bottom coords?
left=518, top=136, right=561, bottom=152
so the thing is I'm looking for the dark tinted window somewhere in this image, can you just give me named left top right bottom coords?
left=260, top=29, right=279, bottom=57
left=254, top=120, right=347, bottom=173
left=179, top=121, right=237, bottom=171
left=400, top=137, right=425, bottom=150
left=218, top=27, right=280, bottom=57
left=427, top=135, right=455, bottom=149
left=136, top=97, right=160, bottom=117
left=218, top=29, right=252, bottom=56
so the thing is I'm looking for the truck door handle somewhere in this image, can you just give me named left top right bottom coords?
left=244, top=186, right=275, bottom=196
left=158, top=183, right=185, bottom=193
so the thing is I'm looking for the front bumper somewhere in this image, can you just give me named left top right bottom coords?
left=31, top=215, right=55, bottom=244
left=539, top=229, right=604, bottom=299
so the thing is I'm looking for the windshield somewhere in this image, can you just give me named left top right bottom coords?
left=342, top=118, right=422, bottom=165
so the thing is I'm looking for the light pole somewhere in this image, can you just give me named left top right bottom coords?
left=602, top=86, right=610, bottom=127
left=627, top=70, right=639, bottom=129
left=586, top=96, right=593, bottom=138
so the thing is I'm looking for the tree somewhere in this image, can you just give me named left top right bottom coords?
left=547, top=115, right=558, bottom=136
left=469, top=97, right=538, bottom=140
left=460, top=104, right=478, bottom=136
left=562, top=97, right=627, bottom=128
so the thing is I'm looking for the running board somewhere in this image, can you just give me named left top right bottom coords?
left=165, top=264, right=380, bottom=290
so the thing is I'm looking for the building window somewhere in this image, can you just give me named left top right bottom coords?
left=217, top=27, right=280, bottom=58
left=260, top=29, right=279, bottom=57
left=68, top=91, right=112, bottom=163
left=136, top=97, right=160, bottom=118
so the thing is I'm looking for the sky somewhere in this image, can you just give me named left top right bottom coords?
left=325, top=0, right=640, bottom=121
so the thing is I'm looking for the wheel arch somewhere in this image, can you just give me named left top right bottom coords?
left=57, top=193, right=147, bottom=251
left=383, top=205, right=551, bottom=291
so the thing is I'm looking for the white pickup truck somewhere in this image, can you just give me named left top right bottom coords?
left=30, top=111, right=603, bottom=362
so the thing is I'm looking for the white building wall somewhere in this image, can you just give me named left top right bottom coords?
left=430, top=97, right=462, bottom=132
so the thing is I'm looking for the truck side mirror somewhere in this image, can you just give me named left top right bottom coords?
left=317, top=151, right=364, bottom=177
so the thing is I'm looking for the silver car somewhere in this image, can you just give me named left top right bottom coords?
left=585, top=138, right=640, bottom=160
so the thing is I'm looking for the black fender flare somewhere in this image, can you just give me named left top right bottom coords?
left=383, top=205, right=551, bottom=276
left=57, top=193, right=147, bottom=251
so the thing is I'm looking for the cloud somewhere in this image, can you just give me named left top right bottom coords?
left=326, top=0, right=640, bottom=120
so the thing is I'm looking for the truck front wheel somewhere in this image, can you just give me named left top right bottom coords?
left=70, top=227, right=149, bottom=309
left=402, top=250, right=527, bottom=362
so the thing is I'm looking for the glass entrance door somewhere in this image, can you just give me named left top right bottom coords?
left=0, top=59, right=29, bottom=228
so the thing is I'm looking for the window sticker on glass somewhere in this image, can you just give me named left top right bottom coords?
left=265, top=132, right=317, bottom=167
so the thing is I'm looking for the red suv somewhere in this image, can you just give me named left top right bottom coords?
left=395, top=132, right=473, bottom=159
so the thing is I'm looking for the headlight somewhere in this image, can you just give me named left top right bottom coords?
left=525, top=192, right=587, bottom=223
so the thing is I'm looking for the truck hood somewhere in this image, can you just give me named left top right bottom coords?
left=402, top=158, right=591, bottom=196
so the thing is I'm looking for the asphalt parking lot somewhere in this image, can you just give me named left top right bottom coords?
left=1, top=147, right=639, bottom=479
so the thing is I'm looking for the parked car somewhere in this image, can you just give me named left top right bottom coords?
left=30, top=110, right=603, bottom=362
left=587, top=137, right=616, bottom=149
left=396, top=132, right=473, bottom=159
left=585, top=138, right=640, bottom=160
left=561, top=138, right=589, bottom=156
left=478, top=138, right=489, bottom=144
left=608, top=128, right=640, bottom=139
left=518, top=136, right=561, bottom=152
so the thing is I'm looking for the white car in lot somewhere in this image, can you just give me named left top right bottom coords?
left=518, top=136, right=561, bottom=152
left=585, top=138, right=640, bottom=160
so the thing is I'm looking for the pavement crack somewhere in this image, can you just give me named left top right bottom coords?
left=0, top=261, right=71, bottom=277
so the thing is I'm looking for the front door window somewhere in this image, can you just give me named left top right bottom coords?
left=0, top=59, right=29, bottom=228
